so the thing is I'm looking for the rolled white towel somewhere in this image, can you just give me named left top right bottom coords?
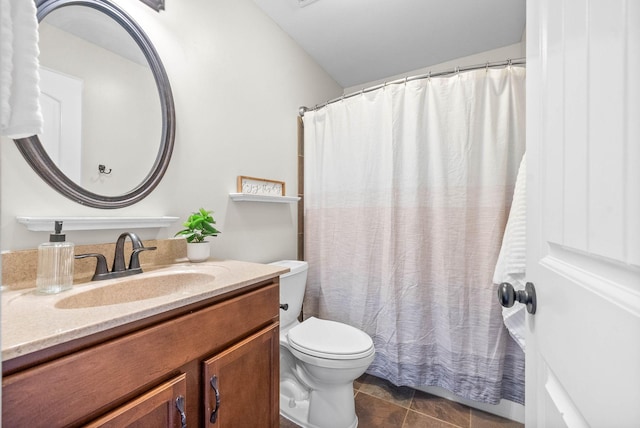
left=1, top=0, right=13, bottom=126
left=1, top=0, right=43, bottom=138
left=493, top=153, right=527, bottom=351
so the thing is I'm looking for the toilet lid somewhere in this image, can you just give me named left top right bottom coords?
left=287, top=317, right=374, bottom=360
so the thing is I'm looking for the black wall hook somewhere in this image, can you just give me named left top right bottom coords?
left=98, top=164, right=112, bottom=174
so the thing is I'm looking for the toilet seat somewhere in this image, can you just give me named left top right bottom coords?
left=287, top=317, right=374, bottom=360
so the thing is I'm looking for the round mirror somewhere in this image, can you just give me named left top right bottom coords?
left=14, top=0, right=175, bottom=209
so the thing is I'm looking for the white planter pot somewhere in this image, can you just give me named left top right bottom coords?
left=186, top=242, right=210, bottom=263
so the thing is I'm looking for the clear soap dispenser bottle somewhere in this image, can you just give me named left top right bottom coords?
left=36, top=220, right=75, bottom=294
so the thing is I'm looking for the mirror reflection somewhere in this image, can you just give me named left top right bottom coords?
left=37, top=5, right=161, bottom=196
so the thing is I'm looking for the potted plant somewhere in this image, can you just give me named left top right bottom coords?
left=175, top=208, right=221, bottom=262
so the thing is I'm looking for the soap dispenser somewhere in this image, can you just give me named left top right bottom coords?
left=36, top=220, right=75, bottom=294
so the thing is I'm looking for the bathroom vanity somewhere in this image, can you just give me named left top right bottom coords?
left=2, top=260, right=286, bottom=427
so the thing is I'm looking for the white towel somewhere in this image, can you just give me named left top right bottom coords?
left=493, top=153, right=527, bottom=351
left=1, top=0, right=43, bottom=138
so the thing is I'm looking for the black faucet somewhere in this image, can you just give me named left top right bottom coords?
left=75, top=232, right=157, bottom=281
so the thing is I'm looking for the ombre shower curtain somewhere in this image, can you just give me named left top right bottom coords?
left=303, top=67, right=526, bottom=404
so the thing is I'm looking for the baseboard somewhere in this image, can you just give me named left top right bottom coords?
left=412, top=384, right=525, bottom=424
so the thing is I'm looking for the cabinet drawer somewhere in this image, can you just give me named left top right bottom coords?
left=2, top=282, right=278, bottom=427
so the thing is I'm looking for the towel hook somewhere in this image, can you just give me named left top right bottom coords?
left=98, top=164, right=112, bottom=174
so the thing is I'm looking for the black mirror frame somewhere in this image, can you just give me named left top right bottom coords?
left=15, top=0, right=175, bottom=209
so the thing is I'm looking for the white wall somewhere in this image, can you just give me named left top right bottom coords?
left=0, top=0, right=342, bottom=262
left=344, top=42, right=525, bottom=94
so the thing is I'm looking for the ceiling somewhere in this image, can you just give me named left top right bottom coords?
left=44, top=6, right=148, bottom=66
left=251, top=0, right=526, bottom=88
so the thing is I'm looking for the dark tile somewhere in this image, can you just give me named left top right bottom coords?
left=354, top=373, right=367, bottom=391
left=281, top=374, right=520, bottom=428
left=470, top=409, right=524, bottom=428
left=355, top=391, right=408, bottom=428
left=280, top=414, right=302, bottom=428
left=358, top=374, right=415, bottom=408
left=410, top=390, right=471, bottom=428
left=404, top=410, right=463, bottom=428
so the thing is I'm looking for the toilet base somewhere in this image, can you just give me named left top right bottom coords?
left=280, top=335, right=374, bottom=428
left=280, top=393, right=358, bottom=428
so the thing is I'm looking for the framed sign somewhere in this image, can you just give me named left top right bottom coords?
left=237, top=176, right=285, bottom=196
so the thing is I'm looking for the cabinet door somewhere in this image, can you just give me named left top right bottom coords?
left=85, top=374, right=187, bottom=428
left=203, top=324, right=279, bottom=427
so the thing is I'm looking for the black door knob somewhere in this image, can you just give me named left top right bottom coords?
left=497, top=282, right=537, bottom=315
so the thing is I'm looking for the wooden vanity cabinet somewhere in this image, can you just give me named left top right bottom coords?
left=2, top=280, right=280, bottom=428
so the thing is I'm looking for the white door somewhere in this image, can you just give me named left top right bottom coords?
left=39, top=67, right=83, bottom=184
left=526, top=0, right=640, bottom=426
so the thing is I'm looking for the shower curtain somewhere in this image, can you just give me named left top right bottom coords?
left=303, top=67, right=526, bottom=405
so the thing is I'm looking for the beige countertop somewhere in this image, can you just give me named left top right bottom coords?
left=2, top=259, right=288, bottom=362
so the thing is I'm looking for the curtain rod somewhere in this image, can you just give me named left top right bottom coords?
left=299, top=57, right=525, bottom=116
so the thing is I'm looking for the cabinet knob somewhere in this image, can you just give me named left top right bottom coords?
left=210, top=375, right=221, bottom=424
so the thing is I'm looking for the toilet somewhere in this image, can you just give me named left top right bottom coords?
left=270, top=260, right=375, bottom=428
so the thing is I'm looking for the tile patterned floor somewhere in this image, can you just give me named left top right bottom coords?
left=280, top=374, right=524, bottom=428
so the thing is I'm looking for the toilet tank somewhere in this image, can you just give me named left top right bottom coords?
left=270, top=260, right=308, bottom=330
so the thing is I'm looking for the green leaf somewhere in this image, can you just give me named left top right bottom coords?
left=175, top=208, right=221, bottom=239
left=201, top=222, right=217, bottom=233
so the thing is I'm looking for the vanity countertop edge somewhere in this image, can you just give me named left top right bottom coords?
left=1, top=259, right=288, bottom=362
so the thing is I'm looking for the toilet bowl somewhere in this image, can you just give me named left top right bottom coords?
left=271, top=260, right=375, bottom=428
